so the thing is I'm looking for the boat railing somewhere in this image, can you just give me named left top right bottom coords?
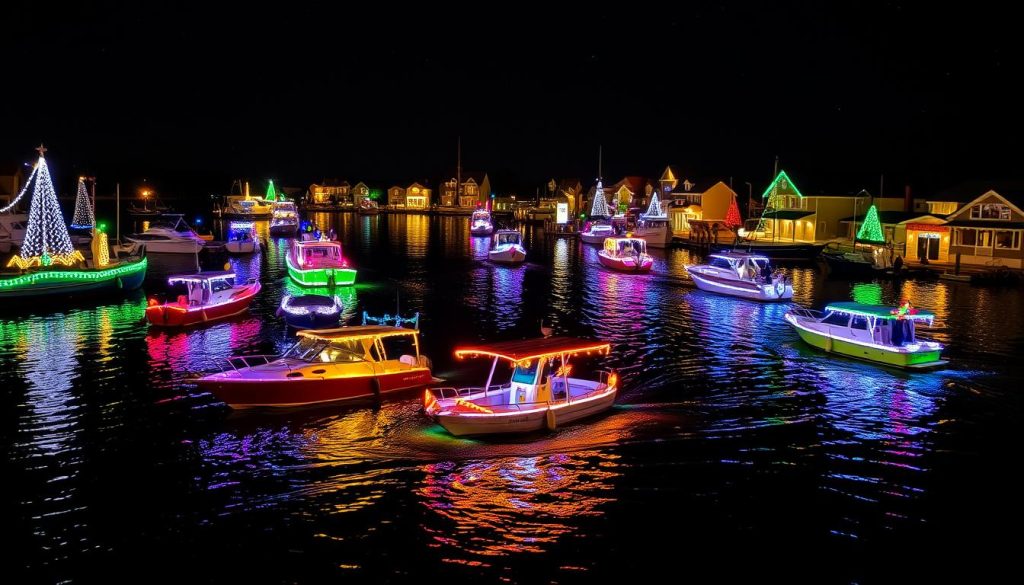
left=217, top=354, right=284, bottom=372
left=788, top=307, right=823, bottom=319
left=432, top=384, right=509, bottom=401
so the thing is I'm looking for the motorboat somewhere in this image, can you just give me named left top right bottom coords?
left=357, top=199, right=380, bottom=215
left=578, top=221, right=614, bottom=245
left=785, top=301, right=946, bottom=369
left=632, top=194, right=673, bottom=248
left=145, top=271, right=261, bottom=327
left=286, top=237, right=356, bottom=287
left=223, top=195, right=272, bottom=219
left=488, top=229, right=527, bottom=264
left=197, top=325, right=434, bottom=408
left=470, top=209, right=494, bottom=236
left=686, top=251, right=792, bottom=301
left=269, top=201, right=300, bottom=235
left=125, top=214, right=205, bottom=254
left=0, top=212, right=27, bottom=253
left=423, top=336, right=618, bottom=436
left=276, top=293, right=343, bottom=330
left=597, top=237, right=653, bottom=273
left=225, top=221, right=258, bottom=254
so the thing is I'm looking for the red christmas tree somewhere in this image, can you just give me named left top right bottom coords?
left=724, top=196, right=742, bottom=229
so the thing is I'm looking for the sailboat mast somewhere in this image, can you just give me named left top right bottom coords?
left=457, top=136, right=461, bottom=205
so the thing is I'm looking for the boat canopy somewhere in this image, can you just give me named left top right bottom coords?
left=455, top=336, right=610, bottom=363
left=825, top=302, right=935, bottom=321
left=167, top=271, right=235, bottom=284
left=472, top=210, right=491, bottom=220
left=493, top=230, right=522, bottom=245
left=604, top=237, right=647, bottom=254
left=297, top=325, right=420, bottom=341
left=709, top=252, right=770, bottom=264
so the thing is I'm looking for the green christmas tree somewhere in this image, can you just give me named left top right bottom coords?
left=856, top=204, right=885, bottom=244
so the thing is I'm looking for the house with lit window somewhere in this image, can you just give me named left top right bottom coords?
left=309, top=179, right=350, bottom=205
left=945, top=189, right=1024, bottom=268
left=555, top=178, right=584, bottom=215
left=439, top=172, right=491, bottom=208
left=606, top=176, right=654, bottom=214
left=351, top=182, right=371, bottom=207
left=654, top=166, right=737, bottom=237
left=387, top=185, right=405, bottom=207
left=404, top=183, right=431, bottom=210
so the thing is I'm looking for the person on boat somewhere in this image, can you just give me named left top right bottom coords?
left=893, top=254, right=905, bottom=273
left=759, top=262, right=773, bottom=284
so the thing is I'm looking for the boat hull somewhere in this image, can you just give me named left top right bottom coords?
left=286, top=255, right=357, bottom=287
left=146, top=283, right=260, bottom=327
left=597, top=251, right=652, bottom=273
left=470, top=227, right=493, bottom=236
left=269, top=223, right=298, bottom=236
left=0, top=258, right=147, bottom=299
left=200, top=367, right=434, bottom=408
left=433, top=389, right=617, bottom=436
left=488, top=246, right=526, bottom=264
left=687, top=267, right=792, bottom=301
left=786, top=315, right=945, bottom=369
left=634, top=225, right=672, bottom=248
left=225, top=241, right=257, bottom=254
left=579, top=232, right=609, bottom=245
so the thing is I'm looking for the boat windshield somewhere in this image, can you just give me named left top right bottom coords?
left=617, top=239, right=646, bottom=255
left=472, top=211, right=490, bottom=222
left=511, top=359, right=541, bottom=384
left=495, top=232, right=521, bottom=245
left=283, top=337, right=367, bottom=363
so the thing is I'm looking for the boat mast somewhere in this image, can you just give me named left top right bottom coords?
left=116, top=183, right=120, bottom=243
left=457, top=136, right=461, bottom=206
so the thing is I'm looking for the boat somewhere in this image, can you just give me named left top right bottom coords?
left=286, top=237, right=356, bottom=287
left=269, top=201, right=300, bottom=235
left=488, top=229, right=527, bottom=264
left=784, top=301, right=947, bottom=369
left=197, top=325, right=434, bottom=409
left=820, top=247, right=877, bottom=278
left=597, top=236, right=653, bottom=273
left=224, top=221, right=258, bottom=254
left=221, top=180, right=273, bottom=219
left=1, top=253, right=147, bottom=299
left=276, top=293, right=343, bottom=329
left=423, top=336, right=618, bottom=436
left=0, top=212, right=27, bottom=253
left=146, top=271, right=260, bottom=327
left=579, top=221, right=615, bottom=245
left=357, top=199, right=380, bottom=215
left=686, top=251, right=792, bottom=301
left=470, top=209, right=494, bottom=236
left=125, top=214, right=206, bottom=254
left=632, top=193, right=673, bottom=248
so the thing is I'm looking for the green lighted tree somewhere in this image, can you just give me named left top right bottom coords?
left=856, top=204, right=885, bottom=244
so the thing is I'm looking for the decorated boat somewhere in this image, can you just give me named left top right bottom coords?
left=597, top=236, right=653, bottom=273
left=222, top=180, right=273, bottom=219
left=1, top=146, right=147, bottom=299
left=686, top=251, right=792, bottom=301
left=488, top=229, right=527, bottom=264
left=784, top=301, right=946, bottom=369
left=197, top=325, right=434, bottom=408
left=357, top=198, right=380, bottom=215
left=286, top=237, right=356, bottom=287
left=579, top=179, right=615, bottom=245
left=225, top=221, right=258, bottom=254
left=269, top=200, right=299, bottom=235
left=424, top=337, right=618, bottom=436
left=276, top=293, right=343, bottom=329
left=125, top=214, right=205, bottom=254
left=146, top=271, right=260, bottom=327
left=632, top=193, right=673, bottom=248
left=470, top=209, right=494, bottom=236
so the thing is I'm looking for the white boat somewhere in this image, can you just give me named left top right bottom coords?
left=470, top=209, right=494, bottom=236
left=686, top=251, right=792, bottom=301
left=225, top=221, right=258, bottom=254
left=424, top=337, right=618, bottom=436
left=125, top=214, right=205, bottom=254
left=578, top=222, right=615, bottom=245
left=785, top=301, right=946, bottom=369
left=632, top=194, right=673, bottom=248
left=0, top=212, right=28, bottom=253
left=269, top=201, right=299, bottom=235
left=488, top=229, right=526, bottom=264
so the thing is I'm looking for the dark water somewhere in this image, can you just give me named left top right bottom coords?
left=2, top=214, right=1021, bottom=582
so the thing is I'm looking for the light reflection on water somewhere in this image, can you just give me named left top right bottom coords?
left=1, top=213, right=1019, bottom=581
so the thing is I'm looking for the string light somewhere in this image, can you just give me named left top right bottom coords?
left=590, top=180, right=610, bottom=217
left=0, top=164, right=39, bottom=213
left=724, top=196, right=742, bottom=229
left=0, top=257, right=146, bottom=290
left=17, top=149, right=77, bottom=263
left=265, top=180, right=277, bottom=202
left=70, top=177, right=95, bottom=229
left=856, top=204, right=885, bottom=243
left=643, top=192, right=667, bottom=219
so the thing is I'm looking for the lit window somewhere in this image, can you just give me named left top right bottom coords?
left=994, top=230, right=1020, bottom=249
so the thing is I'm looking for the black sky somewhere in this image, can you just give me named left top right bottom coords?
left=3, top=3, right=1021, bottom=200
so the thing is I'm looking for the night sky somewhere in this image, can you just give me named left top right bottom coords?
left=3, top=3, right=1020, bottom=201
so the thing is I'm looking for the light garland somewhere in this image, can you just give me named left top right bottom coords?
left=0, top=257, right=146, bottom=290
left=643, top=193, right=667, bottom=219
left=19, top=148, right=77, bottom=261
left=0, top=164, right=39, bottom=213
left=724, top=196, right=742, bottom=228
left=70, top=177, right=95, bottom=229
left=265, top=180, right=277, bottom=202
left=856, top=204, right=885, bottom=243
left=590, top=180, right=610, bottom=217
left=7, top=250, right=85, bottom=269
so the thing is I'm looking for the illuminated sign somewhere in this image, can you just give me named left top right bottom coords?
left=556, top=202, right=568, bottom=224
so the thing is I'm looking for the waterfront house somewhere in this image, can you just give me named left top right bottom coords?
left=309, top=179, right=350, bottom=205
left=945, top=188, right=1024, bottom=268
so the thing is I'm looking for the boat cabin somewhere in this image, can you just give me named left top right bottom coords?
left=228, top=221, right=256, bottom=242
left=706, top=253, right=772, bottom=281
left=493, top=230, right=522, bottom=246
left=471, top=210, right=491, bottom=223
left=603, top=237, right=648, bottom=258
left=294, top=240, right=344, bottom=268
left=820, top=302, right=936, bottom=348
left=167, top=271, right=237, bottom=306
left=285, top=326, right=423, bottom=367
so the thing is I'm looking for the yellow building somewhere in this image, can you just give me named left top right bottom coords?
left=309, top=179, right=350, bottom=205
left=667, top=180, right=736, bottom=235
left=404, top=183, right=431, bottom=209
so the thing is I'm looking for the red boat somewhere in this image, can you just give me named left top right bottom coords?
left=196, top=325, right=434, bottom=408
left=146, top=271, right=261, bottom=327
left=597, top=237, right=654, bottom=273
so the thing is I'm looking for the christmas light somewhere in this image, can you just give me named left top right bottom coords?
left=7, top=250, right=84, bottom=269
left=265, top=180, right=277, bottom=202
left=724, top=196, right=742, bottom=229
left=17, top=148, right=77, bottom=263
left=0, top=164, right=39, bottom=213
left=70, top=177, right=95, bottom=229
left=856, top=204, right=885, bottom=243
left=643, top=193, right=667, bottom=218
left=590, top=180, right=610, bottom=217
left=0, top=257, right=147, bottom=290
left=755, top=169, right=803, bottom=236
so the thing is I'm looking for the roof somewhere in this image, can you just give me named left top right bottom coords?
left=760, top=210, right=814, bottom=220
left=167, top=271, right=235, bottom=283
left=825, top=302, right=935, bottom=320
left=839, top=211, right=939, bottom=224
left=298, top=325, right=419, bottom=341
left=454, top=336, right=610, bottom=362
left=934, top=181, right=1024, bottom=204
left=945, top=219, right=1024, bottom=229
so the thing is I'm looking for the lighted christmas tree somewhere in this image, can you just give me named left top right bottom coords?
left=755, top=170, right=803, bottom=236
left=70, top=177, right=95, bottom=229
left=265, top=180, right=277, bottom=202
left=590, top=180, right=610, bottom=218
left=7, top=145, right=83, bottom=269
left=856, top=204, right=885, bottom=244
left=724, top=195, right=742, bottom=229
left=644, top=192, right=667, bottom=218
